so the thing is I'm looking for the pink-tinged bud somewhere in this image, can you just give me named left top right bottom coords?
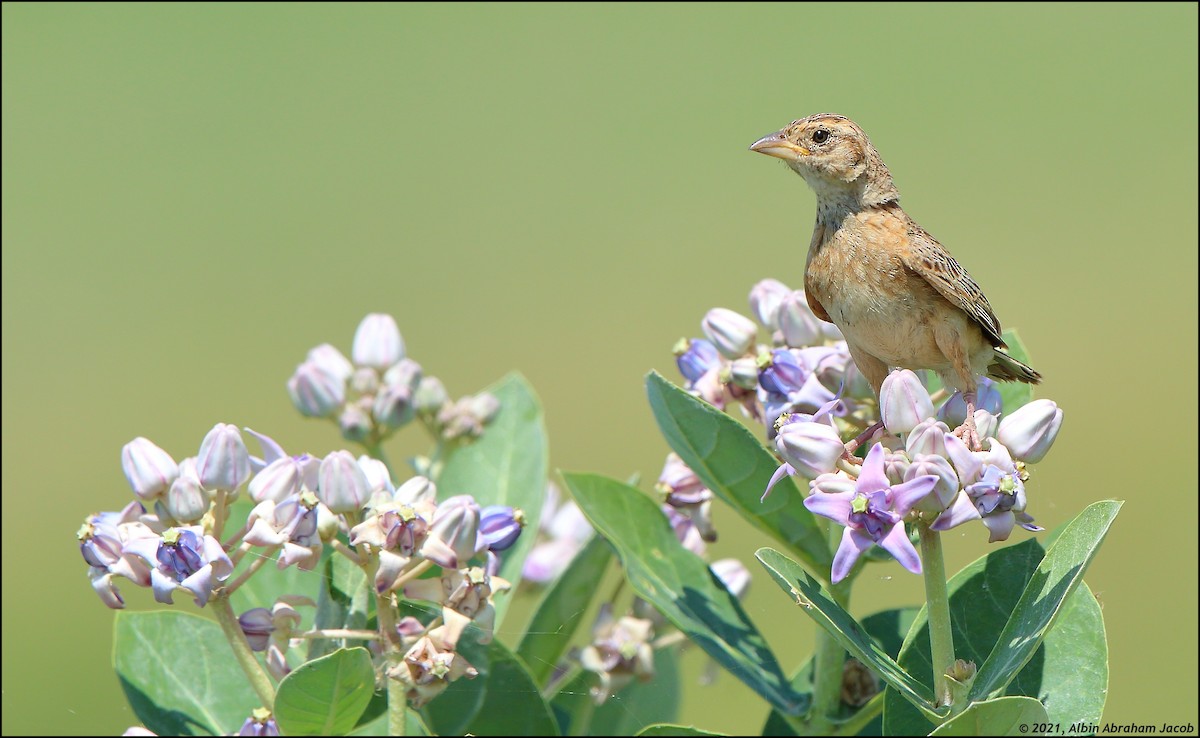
left=414, top=376, right=448, bottom=414
left=306, top=343, right=354, bottom=382
left=166, top=474, right=209, bottom=523
left=906, top=419, right=950, bottom=458
left=777, top=291, right=823, bottom=348
left=907, top=454, right=961, bottom=513
left=249, top=457, right=302, bottom=504
left=748, top=278, right=792, bottom=329
left=973, top=409, right=999, bottom=440
left=776, top=420, right=844, bottom=479
left=396, top=475, right=437, bottom=505
left=356, top=456, right=394, bottom=495
left=883, top=451, right=911, bottom=486
left=702, top=308, right=758, bottom=359
left=339, top=400, right=373, bottom=443
left=352, top=313, right=404, bottom=369
left=287, top=361, right=345, bottom=418
left=997, top=399, right=1063, bottom=463
left=880, top=370, right=935, bottom=435
left=428, top=495, right=483, bottom=568
left=317, top=450, right=372, bottom=513
left=809, top=471, right=856, bottom=497
left=121, top=438, right=179, bottom=501
left=710, top=558, right=751, bottom=599
left=196, top=424, right=251, bottom=492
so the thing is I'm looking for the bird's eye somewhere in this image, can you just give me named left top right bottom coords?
left=812, top=129, right=830, bottom=144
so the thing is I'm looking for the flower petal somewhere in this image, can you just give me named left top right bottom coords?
left=803, top=490, right=856, bottom=524
left=831, top=528, right=873, bottom=584
left=762, top=463, right=796, bottom=502
left=878, top=523, right=922, bottom=574
left=982, top=511, right=1017, bottom=543
left=855, top=444, right=890, bottom=494
left=931, top=492, right=982, bottom=531
left=890, top=475, right=938, bottom=516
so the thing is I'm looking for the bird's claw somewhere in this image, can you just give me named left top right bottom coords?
left=953, top=424, right=983, bottom=452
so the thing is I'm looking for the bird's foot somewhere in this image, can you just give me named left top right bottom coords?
left=952, top=423, right=983, bottom=452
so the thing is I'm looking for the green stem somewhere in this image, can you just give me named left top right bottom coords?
left=568, top=695, right=596, bottom=737
left=370, top=551, right=407, bottom=737
left=807, top=522, right=851, bottom=732
left=830, top=692, right=884, bottom=736
left=224, top=546, right=278, bottom=595
left=212, top=489, right=229, bottom=541
left=918, top=523, right=955, bottom=707
left=213, top=596, right=275, bottom=710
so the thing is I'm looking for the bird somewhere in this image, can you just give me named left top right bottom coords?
left=749, top=114, right=1040, bottom=451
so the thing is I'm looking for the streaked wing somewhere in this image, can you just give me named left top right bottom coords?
left=902, top=226, right=1006, bottom=348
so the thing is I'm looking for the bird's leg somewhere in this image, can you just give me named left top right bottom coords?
left=842, top=420, right=885, bottom=464
left=952, top=390, right=983, bottom=451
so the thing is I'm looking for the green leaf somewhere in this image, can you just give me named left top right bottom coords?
left=437, top=372, right=548, bottom=626
left=114, top=611, right=260, bottom=736
left=883, top=537, right=1110, bottom=735
left=637, top=724, right=726, bottom=737
left=754, top=547, right=938, bottom=718
left=347, top=709, right=430, bottom=736
left=969, top=501, right=1121, bottom=702
left=646, top=372, right=832, bottom=576
left=274, top=648, right=375, bottom=736
left=996, top=329, right=1035, bottom=413
left=552, top=646, right=682, bottom=735
left=423, top=629, right=559, bottom=736
left=929, top=696, right=1048, bottom=736
left=309, top=552, right=371, bottom=660
left=516, top=534, right=614, bottom=686
left=565, top=472, right=804, bottom=715
left=761, top=607, right=918, bottom=736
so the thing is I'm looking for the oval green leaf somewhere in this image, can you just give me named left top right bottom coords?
left=646, top=371, right=832, bottom=576
left=637, top=724, right=726, bottom=737
left=114, top=610, right=261, bottom=736
left=274, top=647, right=375, bottom=736
left=754, top=547, right=938, bottom=719
left=883, top=536, right=1110, bottom=735
left=516, top=534, right=614, bottom=686
left=437, top=372, right=548, bottom=625
left=565, top=472, right=805, bottom=715
left=929, top=696, right=1048, bottom=736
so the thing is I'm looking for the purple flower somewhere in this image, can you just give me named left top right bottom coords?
left=937, top=378, right=1002, bottom=426
left=238, top=709, right=279, bottom=737
left=804, top=444, right=937, bottom=583
left=479, top=506, right=525, bottom=552
left=932, top=435, right=1043, bottom=542
left=674, top=338, right=721, bottom=383
left=123, top=526, right=233, bottom=607
left=522, top=484, right=593, bottom=584
left=77, top=501, right=155, bottom=608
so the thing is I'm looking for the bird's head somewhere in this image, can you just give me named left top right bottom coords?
left=750, top=114, right=899, bottom=208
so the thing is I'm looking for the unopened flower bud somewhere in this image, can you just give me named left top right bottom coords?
left=196, top=423, right=251, bottom=492
left=997, top=399, right=1063, bottom=463
left=383, top=358, right=422, bottom=391
left=350, top=367, right=380, bottom=395
left=306, top=343, right=354, bottom=382
left=166, top=474, right=209, bottom=523
left=880, top=370, right=935, bottom=435
left=396, top=475, right=437, bottom=505
left=972, top=409, right=999, bottom=440
left=414, top=376, right=448, bottom=414
left=318, top=450, right=371, bottom=513
left=373, top=384, right=415, bottom=428
left=777, top=291, right=823, bottom=347
left=356, top=456, right=394, bottom=495
left=238, top=708, right=279, bottom=737
left=674, top=338, right=721, bottom=383
left=287, top=361, right=346, bottom=418
left=937, top=380, right=1002, bottom=426
left=248, top=457, right=302, bottom=504
left=352, top=313, right=404, bottom=369
left=479, top=506, right=525, bottom=552
left=727, top=357, right=760, bottom=390
left=748, top=278, right=791, bottom=329
left=906, top=418, right=950, bottom=458
left=121, top=438, right=179, bottom=501
left=702, top=308, right=758, bottom=359
left=776, top=420, right=844, bottom=479
left=237, top=608, right=275, bottom=652
left=710, top=558, right=751, bottom=599
left=338, top=400, right=373, bottom=444
left=907, top=454, right=960, bottom=513
left=883, top=450, right=911, bottom=486
left=429, top=495, right=483, bottom=568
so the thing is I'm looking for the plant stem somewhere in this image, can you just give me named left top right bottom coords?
left=295, top=628, right=379, bottom=640
left=568, top=695, right=596, bottom=737
left=212, top=596, right=275, bottom=710
left=374, top=588, right=408, bottom=736
left=807, top=522, right=851, bottom=733
left=389, top=559, right=435, bottom=594
left=212, top=489, right=229, bottom=541
left=918, top=522, right=955, bottom=707
left=224, top=546, right=278, bottom=595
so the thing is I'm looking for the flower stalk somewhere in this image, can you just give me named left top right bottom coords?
left=212, top=595, right=276, bottom=710
left=918, top=522, right=955, bottom=707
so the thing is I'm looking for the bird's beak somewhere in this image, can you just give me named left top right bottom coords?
left=749, top=131, right=809, bottom=161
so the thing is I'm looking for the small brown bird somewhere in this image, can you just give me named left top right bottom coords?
left=750, top=114, right=1040, bottom=450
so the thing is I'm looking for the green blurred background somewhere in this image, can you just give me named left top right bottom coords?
left=3, top=3, right=1196, bottom=735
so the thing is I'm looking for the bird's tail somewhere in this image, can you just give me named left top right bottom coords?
left=987, top=349, right=1042, bottom=384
